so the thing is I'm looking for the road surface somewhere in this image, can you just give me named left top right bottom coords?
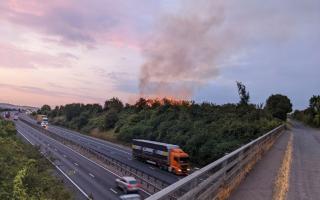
left=19, top=114, right=179, bottom=185
left=287, top=121, right=320, bottom=200
left=229, top=130, right=290, bottom=200
left=15, top=119, right=149, bottom=200
left=230, top=121, right=320, bottom=200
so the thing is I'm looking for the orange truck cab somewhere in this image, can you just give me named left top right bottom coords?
left=132, top=139, right=190, bottom=175
left=169, top=148, right=190, bottom=175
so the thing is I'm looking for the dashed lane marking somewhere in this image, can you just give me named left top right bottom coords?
left=110, top=188, right=118, bottom=194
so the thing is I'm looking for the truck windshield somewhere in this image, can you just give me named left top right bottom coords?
left=179, top=157, right=189, bottom=163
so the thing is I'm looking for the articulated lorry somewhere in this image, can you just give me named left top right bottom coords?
left=36, top=114, right=48, bottom=128
left=132, top=139, right=190, bottom=175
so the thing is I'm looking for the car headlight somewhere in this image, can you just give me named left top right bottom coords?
left=187, top=168, right=190, bottom=171
left=178, top=169, right=182, bottom=172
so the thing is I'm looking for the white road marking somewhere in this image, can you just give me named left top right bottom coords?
left=63, top=154, right=67, bottom=158
left=17, top=130, right=34, bottom=146
left=110, top=188, right=118, bottom=194
left=16, top=127, right=89, bottom=200
left=54, top=148, right=58, bottom=151
left=20, top=122, right=151, bottom=196
left=74, top=163, right=79, bottom=166
left=51, top=161, right=89, bottom=199
left=89, top=173, right=95, bottom=178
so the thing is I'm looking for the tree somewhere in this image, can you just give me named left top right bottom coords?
left=38, top=105, right=51, bottom=115
left=236, top=81, right=250, bottom=105
left=309, top=95, right=320, bottom=113
left=64, top=104, right=82, bottom=121
left=104, top=111, right=119, bottom=129
left=104, top=98, right=123, bottom=112
left=134, top=98, right=148, bottom=110
left=265, top=94, right=292, bottom=121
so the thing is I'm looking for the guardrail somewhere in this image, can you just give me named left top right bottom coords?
left=19, top=118, right=170, bottom=195
left=146, top=124, right=286, bottom=200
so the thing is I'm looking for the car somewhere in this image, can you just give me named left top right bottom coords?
left=116, top=176, right=140, bottom=193
left=119, top=194, right=141, bottom=200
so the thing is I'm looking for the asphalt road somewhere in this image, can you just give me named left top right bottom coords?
left=15, top=119, right=149, bottom=200
left=19, top=114, right=180, bottom=185
left=287, top=121, right=320, bottom=200
left=229, top=130, right=290, bottom=200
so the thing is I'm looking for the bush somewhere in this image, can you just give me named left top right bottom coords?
left=0, top=119, right=72, bottom=200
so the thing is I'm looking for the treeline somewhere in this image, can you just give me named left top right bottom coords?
left=293, top=95, right=320, bottom=127
left=0, top=119, right=73, bottom=199
left=40, top=83, right=292, bottom=166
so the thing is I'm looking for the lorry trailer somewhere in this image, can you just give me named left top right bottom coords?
left=132, top=139, right=190, bottom=175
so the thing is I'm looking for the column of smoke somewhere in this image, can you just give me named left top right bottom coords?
left=139, top=0, right=241, bottom=100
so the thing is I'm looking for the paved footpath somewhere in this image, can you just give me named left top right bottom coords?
left=229, top=130, right=290, bottom=200
left=287, top=122, right=320, bottom=200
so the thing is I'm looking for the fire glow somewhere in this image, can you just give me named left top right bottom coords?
left=145, top=98, right=190, bottom=107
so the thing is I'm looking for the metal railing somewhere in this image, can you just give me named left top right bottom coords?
left=19, top=118, right=170, bottom=194
left=146, top=124, right=285, bottom=200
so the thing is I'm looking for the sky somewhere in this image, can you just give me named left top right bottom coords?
left=0, top=0, right=319, bottom=109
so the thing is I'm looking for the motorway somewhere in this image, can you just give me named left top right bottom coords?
left=15, top=118, right=149, bottom=200
left=19, top=114, right=179, bottom=185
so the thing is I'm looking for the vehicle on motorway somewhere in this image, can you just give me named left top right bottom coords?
left=37, top=114, right=48, bottom=128
left=41, top=121, right=48, bottom=128
left=13, top=114, right=19, bottom=120
left=4, top=111, right=10, bottom=119
left=132, top=139, right=190, bottom=175
left=119, top=194, right=141, bottom=200
left=116, top=176, right=140, bottom=193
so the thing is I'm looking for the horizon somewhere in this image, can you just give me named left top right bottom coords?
left=0, top=0, right=319, bottom=109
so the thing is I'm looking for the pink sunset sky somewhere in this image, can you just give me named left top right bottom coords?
left=0, top=0, right=319, bottom=109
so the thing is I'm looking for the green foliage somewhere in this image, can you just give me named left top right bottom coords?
left=104, top=97, right=124, bottom=112
left=309, top=95, right=320, bottom=113
left=104, top=111, right=119, bottom=130
left=294, top=95, right=320, bottom=127
left=0, top=119, right=73, bottom=200
left=265, top=94, right=292, bottom=121
left=45, top=87, right=281, bottom=166
left=236, top=81, right=250, bottom=105
left=38, top=104, right=51, bottom=115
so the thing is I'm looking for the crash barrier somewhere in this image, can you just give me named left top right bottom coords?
left=146, top=124, right=286, bottom=200
left=19, top=118, right=170, bottom=195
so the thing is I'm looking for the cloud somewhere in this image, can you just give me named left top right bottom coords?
left=0, top=83, right=104, bottom=102
left=139, top=0, right=320, bottom=99
left=0, top=0, right=160, bottom=47
left=0, top=42, right=75, bottom=68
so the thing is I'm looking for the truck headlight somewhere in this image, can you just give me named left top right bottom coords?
left=187, top=168, right=190, bottom=171
left=178, top=169, right=182, bottom=172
